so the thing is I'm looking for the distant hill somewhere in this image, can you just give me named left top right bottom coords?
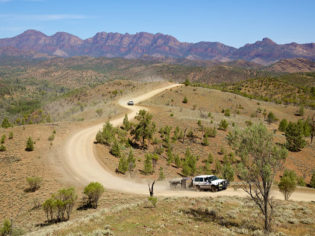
left=0, top=30, right=314, bottom=64
left=266, top=58, right=315, bottom=73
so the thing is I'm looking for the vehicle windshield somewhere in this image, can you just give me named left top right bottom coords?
left=209, top=176, right=218, bottom=181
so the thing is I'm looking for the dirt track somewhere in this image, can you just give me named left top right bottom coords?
left=61, top=83, right=315, bottom=202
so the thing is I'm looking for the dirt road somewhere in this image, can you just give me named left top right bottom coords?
left=62, top=83, right=315, bottom=202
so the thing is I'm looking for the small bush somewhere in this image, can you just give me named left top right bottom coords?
left=0, top=219, right=12, bottom=236
left=148, top=196, right=157, bottom=208
left=278, top=119, right=288, bottom=132
left=0, top=145, right=6, bottom=152
left=207, top=153, right=213, bottom=164
left=201, top=134, right=209, bottom=146
left=26, top=176, right=42, bottom=192
left=25, top=137, right=34, bottom=151
left=278, top=169, right=297, bottom=200
left=224, top=109, right=230, bottom=117
left=43, top=187, right=77, bottom=222
left=48, top=134, right=55, bottom=141
left=267, top=112, right=277, bottom=124
left=83, top=182, right=105, bottom=208
left=183, top=79, right=191, bottom=86
left=110, top=140, right=121, bottom=157
left=222, top=164, right=234, bottom=182
left=143, top=154, right=153, bottom=175
left=182, top=96, right=188, bottom=104
left=158, top=167, right=165, bottom=180
left=296, top=106, right=304, bottom=116
left=245, top=120, right=252, bottom=127
left=204, top=127, right=216, bottom=137
left=1, top=118, right=11, bottom=129
left=218, top=120, right=228, bottom=131
left=117, top=155, right=128, bottom=174
left=297, top=176, right=306, bottom=186
left=8, top=132, right=13, bottom=139
left=1, top=135, right=5, bottom=144
left=96, top=108, right=103, bottom=117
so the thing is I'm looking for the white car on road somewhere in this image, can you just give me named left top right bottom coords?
left=192, top=175, right=228, bottom=192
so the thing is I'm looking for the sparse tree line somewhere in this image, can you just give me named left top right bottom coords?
left=0, top=129, right=58, bottom=152
left=42, top=182, right=104, bottom=223
left=96, top=109, right=237, bottom=179
left=278, top=116, right=315, bottom=151
left=183, top=76, right=315, bottom=109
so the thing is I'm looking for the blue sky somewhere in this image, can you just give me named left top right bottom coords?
left=0, top=0, right=314, bottom=47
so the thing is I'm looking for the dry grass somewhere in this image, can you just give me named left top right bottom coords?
left=41, top=196, right=315, bottom=236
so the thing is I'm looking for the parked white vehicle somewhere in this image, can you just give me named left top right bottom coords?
left=127, top=100, right=134, bottom=105
left=192, top=175, right=228, bottom=191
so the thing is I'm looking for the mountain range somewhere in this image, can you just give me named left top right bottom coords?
left=0, top=30, right=314, bottom=65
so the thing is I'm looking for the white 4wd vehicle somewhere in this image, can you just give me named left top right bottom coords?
left=192, top=175, right=228, bottom=192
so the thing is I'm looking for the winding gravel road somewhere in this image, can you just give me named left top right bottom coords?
left=62, top=83, right=315, bottom=201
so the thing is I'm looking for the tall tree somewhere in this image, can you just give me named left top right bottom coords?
left=227, top=123, right=287, bottom=232
left=131, top=110, right=156, bottom=148
left=285, top=122, right=306, bottom=151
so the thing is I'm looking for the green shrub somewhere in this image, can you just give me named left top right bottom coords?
left=297, top=176, right=306, bottom=186
left=0, top=219, right=12, bottom=236
left=222, top=164, right=234, bottom=182
left=84, top=182, right=105, bottom=208
left=1, top=118, right=11, bottom=129
left=110, top=140, right=121, bottom=157
left=0, top=145, right=6, bottom=152
left=26, top=176, right=42, bottom=192
left=117, top=155, right=128, bottom=174
left=183, top=79, right=191, bottom=86
left=25, top=137, right=34, bottom=151
left=182, top=96, right=188, bottom=104
left=158, top=167, right=165, bottom=180
left=96, top=108, right=103, bottom=117
left=267, top=112, right=277, bottom=124
left=245, top=120, right=252, bottom=127
left=127, top=149, right=136, bottom=172
left=181, top=148, right=196, bottom=176
left=204, top=127, right=216, bottom=137
left=143, top=154, right=153, bottom=175
left=8, top=132, right=13, bottom=139
left=285, top=122, right=306, bottom=151
left=1, top=135, right=5, bottom=144
left=296, top=106, right=304, bottom=116
left=278, top=119, right=288, bottom=132
left=174, top=154, right=181, bottom=168
left=48, top=134, right=55, bottom=141
left=278, top=169, right=297, bottom=200
left=123, top=114, right=131, bottom=131
left=148, top=196, right=157, bottom=208
left=43, top=187, right=77, bottom=222
left=55, top=188, right=77, bottom=220
left=224, top=109, right=230, bottom=117
left=207, top=153, right=214, bottom=164
left=215, top=160, right=222, bottom=175
left=201, top=134, right=209, bottom=146
left=218, top=120, right=228, bottom=131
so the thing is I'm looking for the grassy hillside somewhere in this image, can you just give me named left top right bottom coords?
left=193, top=72, right=315, bottom=108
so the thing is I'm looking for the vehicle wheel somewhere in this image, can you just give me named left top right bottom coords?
left=196, top=186, right=201, bottom=191
left=211, top=185, right=217, bottom=192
